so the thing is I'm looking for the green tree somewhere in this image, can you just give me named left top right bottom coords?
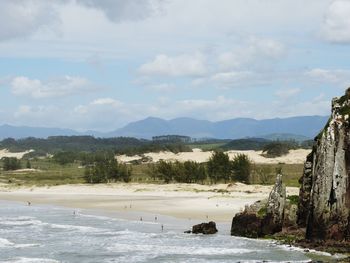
left=232, top=154, right=252, bottom=183
left=2, top=157, right=21, bottom=171
left=207, top=151, right=232, bottom=183
left=26, top=160, right=31, bottom=169
left=84, top=156, right=132, bottom=184
left=155, top=160, right=173, bottom=183
left=53, top=151, right=77, bottom=165
left=262, top=142, right=292, bottom=158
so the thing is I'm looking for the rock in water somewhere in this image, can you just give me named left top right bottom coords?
left=298, top=88, right=350, bottom=241
left=231, top=175, right=286, bottom=237
left=192, top=221, right=218, bottom=234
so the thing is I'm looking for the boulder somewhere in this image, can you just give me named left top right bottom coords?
left=191, top=221, right=218, bottom=235
left=231, top=212, right=262, bottom=238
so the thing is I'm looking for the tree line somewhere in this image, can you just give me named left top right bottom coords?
left=149, top=151, right=252, bottom=184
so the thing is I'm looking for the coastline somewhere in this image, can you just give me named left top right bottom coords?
left=0, top=182, right=299, bottom=222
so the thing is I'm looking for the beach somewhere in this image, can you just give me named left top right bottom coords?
left=0, top=183, right=299, bottom=222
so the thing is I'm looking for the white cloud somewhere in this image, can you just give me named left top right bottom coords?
left=305, top=68, right=350, bottom=87
left=75, top=0, right=164, bottom=22
left=322, top=0, right=350, bottom=43
left=91, top=98, right=122, bottom=106
left=10, top=75, right=95, bottom=98
left=275, top=88, right=301, bottom=99
left=0, top=1, right=62, bottom=41
left=217, top=37, right=285, bottom=70
left=146, top=83, right=176, bottom=92
left=138, top=53, right=207, bottom=77
left=211, top=71, right=252, bottom=84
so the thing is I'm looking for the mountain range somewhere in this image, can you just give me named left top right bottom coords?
left=0, top=115, right=329, bottom=140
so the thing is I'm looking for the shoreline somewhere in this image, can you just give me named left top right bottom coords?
left=0, top=182, right=299, bottom=223
left=0, top=198, right=342, bottom=262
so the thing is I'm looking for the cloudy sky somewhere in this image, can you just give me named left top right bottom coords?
left=1, top=0, right=350, bottom=131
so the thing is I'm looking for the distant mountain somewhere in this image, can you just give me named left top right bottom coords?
left=0, top=115, right=329, bottom=140
left=109, top=116, right=329, bottom=139
left=0, top=124, right=81, bottom=140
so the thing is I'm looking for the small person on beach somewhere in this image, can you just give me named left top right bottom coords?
left=27, top=201, right=31, bottom=206
left=140, top=217, right=143, bottom=221
left=161, top=224, right=164, bottom=232
left=155, top=216, right=157, bottom=221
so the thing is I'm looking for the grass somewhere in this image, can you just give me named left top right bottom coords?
left=250, top=163, right=304, bottom=187
left=0, top=158, right=85, bottom=186
left=0, top=158, right=304, bottom=187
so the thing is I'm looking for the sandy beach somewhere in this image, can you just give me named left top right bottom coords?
left=117, top=149, right=311, bottom=164
left=0, top=183, right=299, bottom=222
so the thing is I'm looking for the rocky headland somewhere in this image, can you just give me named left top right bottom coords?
left=231, top=89, right=350, bottom=256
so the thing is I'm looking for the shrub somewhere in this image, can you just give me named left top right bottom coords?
left=232, top=154, right=252, bottom=183
left=207, top=151, right=232, bottom=183
left=262, top=142, right=290, bottom=158
left=2, top=157, right=21, bottom=171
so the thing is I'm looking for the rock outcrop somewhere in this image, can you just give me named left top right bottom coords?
left=297, top=88, right=350, bottom=241
left=190, top=221, right=218, bottom=235
left=231, top=174, right=288, bottom=237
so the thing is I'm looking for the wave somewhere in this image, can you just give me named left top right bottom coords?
left=0, top=238, right=14, bottom=247
left=0, top=216, right=105, bottom=233
left=107, top=243, right=256, bottom=255
left=0, top=257, right=59, bottom=263
left=48, top=223, right=105, bottom=233
left=0, top=238, right=39, bottom=249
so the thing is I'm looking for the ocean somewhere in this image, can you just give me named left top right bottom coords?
left=0, top=200, right=334, bottom=263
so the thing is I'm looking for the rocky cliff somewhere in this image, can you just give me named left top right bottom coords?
left=231, top=174, right=289, bottom=237
left=297, top=88, right=350, bottom=241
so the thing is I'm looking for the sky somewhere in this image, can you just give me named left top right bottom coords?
left=1, top=0, right=350, bottom=131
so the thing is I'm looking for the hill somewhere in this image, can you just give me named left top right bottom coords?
left=0, top=115, right=329, bottom=140
left=109, top=116, right=329, bottom=139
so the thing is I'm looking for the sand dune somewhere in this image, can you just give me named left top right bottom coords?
left=0, top=149, right=33, bottom=159
left=117, top=148, right=310, bottom=164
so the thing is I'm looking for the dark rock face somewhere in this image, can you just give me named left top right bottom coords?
left=231, top=175, right=287, bottom=238
left=192, top=221, right=218, bottom=235
left=297, top=89, right=350, bottom=241
left=231, top=212, right=262, bottom=238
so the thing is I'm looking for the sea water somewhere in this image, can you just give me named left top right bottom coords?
left=0, top=201, right=332, bottom=263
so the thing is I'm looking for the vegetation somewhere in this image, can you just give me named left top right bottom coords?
left=207, top=151, right=232, bottom=183
left=153, top=160, right=207, bottom=184
left=2, top=157, right=21, bottom=171
left=84, top=157, right=131, bottom=184
left=231, top=154, right=252, bottom=183
left=222, top=138, right=269, bottom=151
left=0, top=136, right=192, bottom=156
left=0, top=155, right=304, bottom=187
left=222, top=138, right=313, bottom=152
left=287, top=195, right=299, bottom=205
left=262, top=141, right=298, bottom=158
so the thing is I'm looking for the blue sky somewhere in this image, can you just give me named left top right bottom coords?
left=1, top=0, right=350, bottom=131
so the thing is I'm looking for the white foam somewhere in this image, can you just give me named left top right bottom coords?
left=0, top=238, right=38, bottom=249
left=0, top=257, right=59, bottom=263
left=0, top=220, right=42, bottom=227
left=0, top=238, right=14, bottom=247
left=107, top=243, right=255, bottom=256
left=48, top=223, right=104, bottom=232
